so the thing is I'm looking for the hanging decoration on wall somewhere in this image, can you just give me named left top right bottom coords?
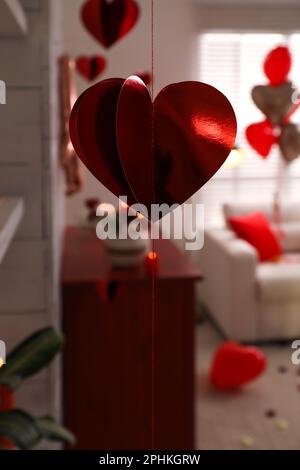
left=76, top=55, right=106, bottom=81
left=81, top=0, right=140, bottom=48
left=210, top=342, right=266, bottom=390
left=59, top=55, right=84, bottom=196
left=69, top=75, right=237, bottom=219
left=246, top=45, right=300, bottom=163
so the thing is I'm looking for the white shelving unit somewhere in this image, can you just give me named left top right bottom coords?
left=0, top=197, right=24, bottom=264
left=0, top=0, right=27, bottom=36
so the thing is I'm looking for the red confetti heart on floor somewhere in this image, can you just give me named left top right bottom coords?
left=76, top=56, right=106, bottom=81
left=69, top=76, right=236, bottom=218
left=81, top=0, right=139, bottom=48
left=210, top=342, right=266, bottom=389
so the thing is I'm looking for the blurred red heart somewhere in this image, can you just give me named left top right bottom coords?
left=69, top=76, right=237, bottom=218
left=210, top=342, right=266, bottom=390
left=81, top=0, right=139, bottom=48
left=264, top=46, right=291, bottom=86
left=246, top=120, right=277, bottom=158
left=76, top=56, right=106, bottom=81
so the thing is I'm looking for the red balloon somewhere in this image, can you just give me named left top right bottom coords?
left=246, top=120, right=277, bottom=158
left=263, top=46, right=291, bottom=86
left=210, top=342, right=266, bottom=390
left=76, top=55, right=106, bottom=81
left=70, top=76, right=237, bottom=219
left=81, top=0, right=139, bottom=48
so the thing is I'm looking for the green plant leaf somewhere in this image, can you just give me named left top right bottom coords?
left=0, top=327, right=64, bottom=387
left=36, top=416, right=76, bottom=446
left=0, top=410, right=41, bottom=449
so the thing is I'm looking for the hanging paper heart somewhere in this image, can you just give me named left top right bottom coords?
left=210, top=342, right=266, bottom=390
left=76, top=55, right=106, bottom=81
left=69, top=78, right=136, bottom=204
left=246, top=120, right=277, bottom=158
left=69, top=76, right=237, bottom=219
left=279, top=123, right=300, bottom=162
left=81, top=0, right=139, bottom=48
left=264, top=46, right=291, bottom=86
left=251, top=82, right=295, bottom=126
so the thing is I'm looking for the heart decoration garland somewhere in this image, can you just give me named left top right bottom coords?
left=76, top=55, right=106, bottom=81
left=69, top=76, right=237, bottom=220
left=246, top=45, right=300, bottom=163
left=81, top=0, right=139, bottom=48
left=210, top=342, right=266, bottom=390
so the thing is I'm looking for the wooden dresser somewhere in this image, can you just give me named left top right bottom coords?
left=62, top=226, right=202, bottom=450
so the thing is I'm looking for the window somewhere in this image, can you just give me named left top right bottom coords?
left=197, top=33, right=300, bottom=226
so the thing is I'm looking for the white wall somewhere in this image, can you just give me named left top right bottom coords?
left=62, top=0, right=199, bottom=225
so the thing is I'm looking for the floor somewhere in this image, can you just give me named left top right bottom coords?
left=195, top=320, right=300, bottom=450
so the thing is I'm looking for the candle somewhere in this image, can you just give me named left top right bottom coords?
left=145, top=251, right=159, bottom=276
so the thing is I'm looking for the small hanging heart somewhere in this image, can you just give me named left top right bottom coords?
left=135, top=72, right=152, bottom=86
left=76, top=55, right=106, bottom=81
left=81, top=0, right=139, bottom=48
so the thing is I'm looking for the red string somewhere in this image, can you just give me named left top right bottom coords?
left=150, top=0, right=156, bottom=451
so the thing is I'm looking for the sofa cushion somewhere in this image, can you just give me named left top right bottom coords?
left=228, top=212, right=282, bottom=262
left=256, top=259, right=300, bottom=302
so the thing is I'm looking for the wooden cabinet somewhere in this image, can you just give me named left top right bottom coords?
left=62, top=227, right=202, bottom=450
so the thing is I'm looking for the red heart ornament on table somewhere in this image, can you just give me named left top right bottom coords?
left=246, top=120, right=278, bottom=158
left=69, top=76, right=237, bottom=219
left=81, top=0, right=139, bottom=48
left=264, top=46, right=291, bottom=86
left=210, top=342, right=266, bottom=390
left=76, top=56, right=106, bottom=81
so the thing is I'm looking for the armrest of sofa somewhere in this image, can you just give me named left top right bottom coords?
left=195, top=228, right=259, bottom=340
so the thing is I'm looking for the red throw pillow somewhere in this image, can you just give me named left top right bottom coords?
left=228, top=211, right=282, bottom=262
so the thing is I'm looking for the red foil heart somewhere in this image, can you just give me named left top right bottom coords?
left=210, top=342, right=266, bottom=390
left=76, top=55, right=106, bottom=81
left=81, top=0, right=139, bottom=48
left=263, top=46, right=291, bottom=86
left=70, top=76, right=237, bottom=218
left=117, top=77, right=236, bottom=212
left=246, top=120, right=277, bottom=158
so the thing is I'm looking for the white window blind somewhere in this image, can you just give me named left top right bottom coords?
left=197, top=33, right=300, bottom=226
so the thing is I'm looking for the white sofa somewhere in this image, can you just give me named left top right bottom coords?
left=195, top=201, right=300, bottom=342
